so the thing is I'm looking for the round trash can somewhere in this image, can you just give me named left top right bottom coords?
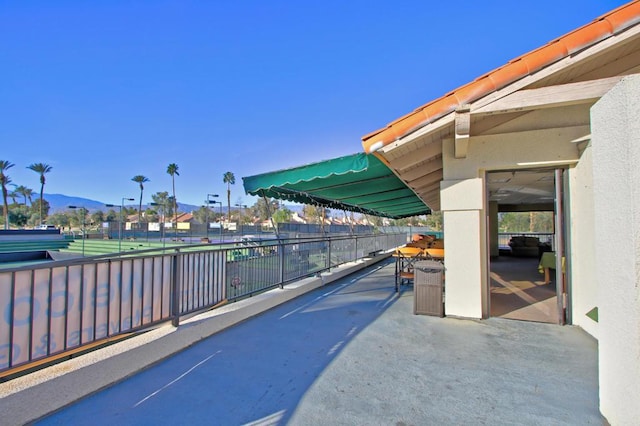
left=413, top=260, right=444, bottom=317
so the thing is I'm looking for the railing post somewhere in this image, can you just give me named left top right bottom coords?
left=354, top=235, right=358, bottom=261
left=278, top=241, right=285, bottom=288
left=327, top=236, right=332, bottom=269
left=171, top=249, right=181, bottom=327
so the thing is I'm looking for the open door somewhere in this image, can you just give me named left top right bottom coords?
left=554, top=169, right=566, bottom=325
left=487, top=168, right=566, bottom=324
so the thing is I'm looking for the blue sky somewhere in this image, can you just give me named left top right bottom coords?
left=0, top=1, right=627, bottom=208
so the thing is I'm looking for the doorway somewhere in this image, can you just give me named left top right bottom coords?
left=487, top=169, right=566, bottom=324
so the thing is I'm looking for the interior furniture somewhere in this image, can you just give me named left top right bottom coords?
left=508, top=236, right=540, bottom=257
left=538, top=251, right=566, bottom=284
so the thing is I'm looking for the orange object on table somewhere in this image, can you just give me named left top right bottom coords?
left=429, top=239, right=444, bottom=249
left=406, top=240, right=429, bottom=249
left=424, top=248, right=445, bottom=260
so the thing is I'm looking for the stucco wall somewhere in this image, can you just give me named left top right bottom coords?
left=441, top=178, right=485, bottom=318
left=591, top=75, right=640, bottom=425
left=444, top=125, right=586, bottom=180
left=567, top=145, right=599, bottom=338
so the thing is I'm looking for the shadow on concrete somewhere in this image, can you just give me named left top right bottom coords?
left=36, top=260, right=401, bottom=425
left=32, top=257, right=602, bottom=425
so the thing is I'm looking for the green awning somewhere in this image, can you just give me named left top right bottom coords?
left=242, top=153, right=431, bottom=219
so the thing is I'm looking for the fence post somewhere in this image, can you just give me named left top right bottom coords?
left=171, top=249, right=181, bottom=327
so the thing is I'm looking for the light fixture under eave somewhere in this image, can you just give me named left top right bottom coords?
left=368, top=140, right=385, bottom=153
left=488, top=177, right=511, bottom=183
left=571, top=134, right=591, bottom=157
left=571, top=134, right=591, bottom=144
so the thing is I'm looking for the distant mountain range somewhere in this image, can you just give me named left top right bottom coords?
left=42, top=193, right=306, bottom=215
left=43, top=194, right=207, bottom=214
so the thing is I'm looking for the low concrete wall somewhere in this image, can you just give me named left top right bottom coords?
left=0, top=254, right=390, bottom=426
left=0, top=230, right=62, bottom=240
left=0, top=251, right=49, bottom=263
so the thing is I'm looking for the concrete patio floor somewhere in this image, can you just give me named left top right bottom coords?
left=4, top=257, right=602, bottom=425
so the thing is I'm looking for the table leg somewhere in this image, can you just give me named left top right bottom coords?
left=395, top=258, right=399, bottom=292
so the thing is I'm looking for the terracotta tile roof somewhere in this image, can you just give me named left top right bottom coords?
left=362, top=0, right=640, bottom=153
left=176, top=212, right=194, bottom=223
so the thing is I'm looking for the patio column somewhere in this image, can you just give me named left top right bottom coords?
left=592, top=74, right=640, bottom=425
left=441, top=177, right=486, bottom=319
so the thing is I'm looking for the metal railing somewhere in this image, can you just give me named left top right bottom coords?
left=0, top=233, right=405, bottom=375
left=92, top=221, right=376, bottom=242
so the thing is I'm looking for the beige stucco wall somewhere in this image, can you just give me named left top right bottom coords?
left=444, top=126, right=587, bottom=180
left=591, top=75, right=640, bottom=425
left=441, top=121, right=586, bottom=319
left=441, top=179, right=485, bottom=318
left=567, top=145, right=599, bottom=338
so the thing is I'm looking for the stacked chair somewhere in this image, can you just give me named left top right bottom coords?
left=394, top=234, right=445, bottom=292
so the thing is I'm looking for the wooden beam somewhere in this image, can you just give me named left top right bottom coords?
left=413, top=180, right=442, bottom=194
left=399, top=155, right=442, bottom=181
left=471, top=125, right=591, bottom=148
left=418, top=187, right=441, bottom=200
left=455, top=104, right=470, bottom=158
left=408, top=169, right=444, bottom=189
left=469, top=111, right=531, bottom=136
left=423, top=195, right=441, bottom=212
left=473, top=76, right=623, bottom=116
left=388, top=140, right=442, bottom=171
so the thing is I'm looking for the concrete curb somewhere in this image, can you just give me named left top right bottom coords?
left=0, top=254, right=389, bottom=426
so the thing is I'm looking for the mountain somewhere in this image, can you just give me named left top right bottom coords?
left=43, top=194, right=202, bottom=214
left=44, top=194, right=108, bottom=212
left=43, top=194, right=317, bottom=216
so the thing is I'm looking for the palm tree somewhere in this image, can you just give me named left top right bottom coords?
left=132, top=175, right=150, bottom=222
left=12, top=185, right=33, bottom=206
left=223, top=171, right=235, bottom=223
left=27, top=162, right=53, bottom=225
left=166, top=164, right=179, bottom=224
left=151, top=191, right=172, bottom=222
left=24, top=187, right=33, bottom=206
left=0, top=160, right=15, bottom=230
left=9, top=185, right=18, bottom=204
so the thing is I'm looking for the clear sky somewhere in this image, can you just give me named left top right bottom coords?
left=0, top=0, right=627, bottom=208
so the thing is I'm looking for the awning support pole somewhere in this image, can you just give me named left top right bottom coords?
left=263, top=195, right=281, bottom=239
